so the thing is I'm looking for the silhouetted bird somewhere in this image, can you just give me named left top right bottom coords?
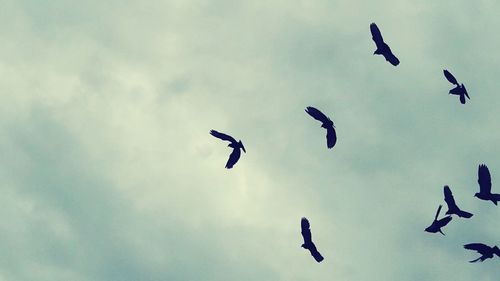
left=443, top=69, right=470, bottom=104
left=370, top=23, right=400, bottom=66
left=210, top=130, right=246, bottom=169
left=476, top=164, right=500, bottom=205
left=463, top=243, right=500, bottom=263
left=305, top=106, right=337, bottom=149
left=300, top=217, right=324, bottom=262
left=443, top=185, right=473, bottom=218
left=425, top=205, right=452, bottom=235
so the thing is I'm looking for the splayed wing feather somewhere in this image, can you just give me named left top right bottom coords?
left=478, top=164, right=492, bottom=194
left=305, top=107, right=330, bottom=123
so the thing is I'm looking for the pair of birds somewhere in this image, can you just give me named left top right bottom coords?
left=210, top=107, right=336, bottom=169
left=370, top=23, right=470, bottom=105
left=425, top=164, right=500, bottom=262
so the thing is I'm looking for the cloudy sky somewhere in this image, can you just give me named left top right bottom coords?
left=0, top=1, right=499, bottom=280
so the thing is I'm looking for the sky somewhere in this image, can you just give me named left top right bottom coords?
left=0, top=0, right=499, bottom=280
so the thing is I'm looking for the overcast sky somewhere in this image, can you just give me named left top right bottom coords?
left=0, top=1, right=499, bottom=280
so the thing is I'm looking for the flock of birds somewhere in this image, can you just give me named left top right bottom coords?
left=209, top=23, right=498, bottom=264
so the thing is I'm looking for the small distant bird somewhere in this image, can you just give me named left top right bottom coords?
left=305, top=106, right=337, bottom=149
left=370, top=23, right=400, bottom=66
left=443, top=69, right=470, bottom=104
left=300, top=217, right=324, bottom=262
left=463, top=243, right=500, bottom=263
left=443, top=185, right=473, bottom=218
left=425, top=205, right=452, bottom=235
left=210, top=130, right=246, bottom=169
left=476, top=164, right=500, bottom=205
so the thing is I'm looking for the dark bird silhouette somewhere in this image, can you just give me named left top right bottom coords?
left=476, top=164, right=500, bottom=205
left=370, top=23, right=400, bottom=66
left=443, top=185, right=473, bottom=218
left=305, top=106, right=337, bottom=149
left=464, top=243, right=500, bottom=263
left=210, top=130, right=246, bottom=169
left=425, top=205, right=452, bottom=235
left=300, top=217, right=324, bottom=262
left=443, top=69, right=470, bottom=104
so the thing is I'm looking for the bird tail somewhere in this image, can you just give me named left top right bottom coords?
left=239, top=141, right=246, bottom=153
left=456, top=210, right=473, bottom=218
left=469, top=257, right=482, bottom=263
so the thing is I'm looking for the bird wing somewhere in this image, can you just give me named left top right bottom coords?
left=301, top=217, right=312, bottom=244
left=449, top=86, right=461, bottom=96
left=463, top=84, right=470, bottom=99
left=456, top=209, right=473, bottom=219
left=326, top=126, right=337, bottom=149
left=460, top=94, right=466, bottom=104
left=225, top=148, right=241, bottom=169
left=464, top=243, right=491, bottom=255
left=443, top=70, right=459, bottom=85
left=383, top=50, right=400, bottom=66
left=210, top=130, right=236, bottom=143
left=305, top=106, right=331, bottom=124
left=370, top=23, right=384, bottom=47
left=478, top=164, right=492, bottom=194
left=435, top=205, right=443, bottom=221
left=443, top=185, right=457, bottom=209
left=307, top=242, right=324, bottom=262
left=437, top=215, right=452, bottom=228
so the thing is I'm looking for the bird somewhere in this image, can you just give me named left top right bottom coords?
left=425, top=205, right=452, bottom=235
left=305, top=106, right=337, bottom=149
left=443, top=69, right=470, bottom=104
left=476, top=164, right=500, bottom=205
left=209, top=130, right=246, bottom=169
left=370, top=23, right=400, bottom=66
left=463, top=243, right=500, bottom=263
left=443, top=185, right=473, bottom=218
left=300, top=217, right=324, bottom=262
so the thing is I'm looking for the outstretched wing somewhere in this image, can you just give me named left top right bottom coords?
left=301, top=217, right=312, bottom=244
left=435, top=205, right=443, bottom=221
left=210, top=130, right=236, bottom=143
left=370, top=23, right=384, bottom=47
left=478, top=164, right=492, bottom=194
left=383, top=50, right=400, bottom=66
left=225, top=148, right=241, bottom=169
left=305, top=106, right=331, bottom=124
left=307, top=243, right=324, bottom=262
left=326, top=127, right=337, bottom=149
left=464, top=243, right=491, bottom=255
left=443, top=185, right=457, bottom=209
left=443, top=69, right=459, bottom=85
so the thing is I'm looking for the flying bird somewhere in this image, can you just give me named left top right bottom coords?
left=370, top=23, right=400, bottom=66
left=443, top=69, right=470, bottom=104
left=443, top=185, right=473, bottom=218
left=476, top=164, right=500, bottom=205
left=305, top=106, right=337, bottom=149
left=300, top=217, right=324, bottom=262
left=463, top=243, right=500, bottom=263
left=425, top=205, right=452, bottom=235
left=210, top=130, right=246, bottom=169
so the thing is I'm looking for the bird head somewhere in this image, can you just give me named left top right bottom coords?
left=474, top=193, right=479, bottom=198
left=301, top=243, right=307, bottom=249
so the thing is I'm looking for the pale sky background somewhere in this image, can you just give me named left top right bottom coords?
left=0, top=1, right=499, bottom=280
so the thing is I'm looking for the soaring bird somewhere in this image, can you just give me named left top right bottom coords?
left=370, top=23, right=400, bottom=66
left=443, top=69, right=470, bottom=104
left=425, top=205, right=452, bottom=235
left=463, top=243, right=500, bottom=263
left=210, top=130, right=246, bottom=169
left=305, top=106, right=337, bottom=149
left=443, top=185, right=473, bottom=218
left=300, top=217, right=324, bottom=263
left=476, top=164, right=500, bottom=205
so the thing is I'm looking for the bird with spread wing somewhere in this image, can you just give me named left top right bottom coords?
left=370, top=23, right=400, bottom=66
left=300, top=217, right=324, bottom=263
left=443, top=69, right=470, bottom=104
left=305, top=106, right=337, bottom=149
left=463, top=243, right=500, bottom=263
left=476, top=164, right=500, bottom=205
left=210, top=130, right=246, bottom=169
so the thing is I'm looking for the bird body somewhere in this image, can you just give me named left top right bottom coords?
left=464, top=243, right=500, bottom=262
left=300, top=217, right=324, bottom=262
left=444, top=69, right=469, bottom=104
left=370, top=23, right=400, bottom=66
left=425, top=205, right=452, bottom=235
left=476, top=164, right=500, bottom=205
left=305, top=106, right=337, bottom=149
left=210, top=130, right=246, bottom=169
